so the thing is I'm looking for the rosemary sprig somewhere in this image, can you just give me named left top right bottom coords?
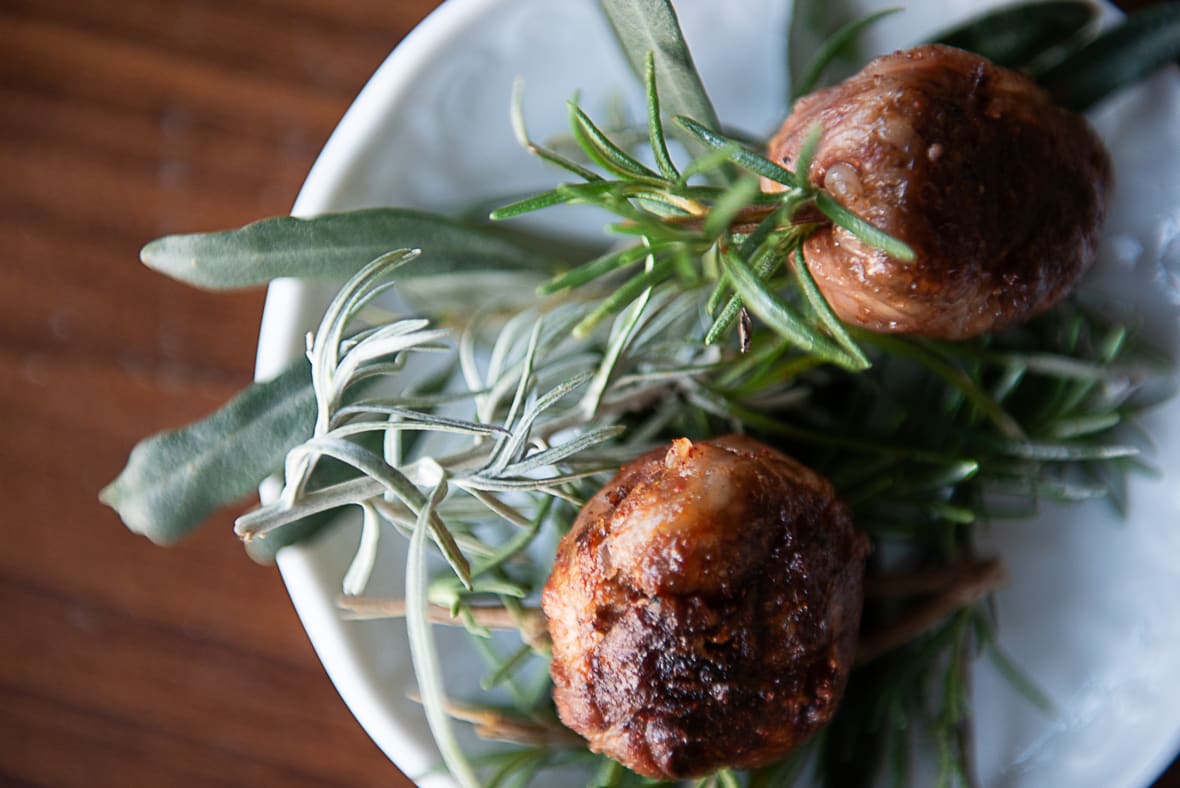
left=232, top=250, right=1154, bottom=788
left=493, top=59, right=917, bottom=373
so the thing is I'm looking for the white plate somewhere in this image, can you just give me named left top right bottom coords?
left=253, top=1, right=1180, bottom=785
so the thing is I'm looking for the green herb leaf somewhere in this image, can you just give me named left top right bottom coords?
left=719, top=250, right=863, bottom=370
left=930, top=0, right=1096, bottom=69
left=141, top=208, right=563, bottom=290
left=792, top=242, right=870, bottom=370
left=645, top=51, right=681, bottom=180
left=854, top=330, right=1027, bottom=439
left=489, top=190, right=572, bottom=220
left=573, top=258, right=675, bottom=338
left=568, top=100, right=661, bottom=180
left=706, top=240, right=787, bottom=345
left=990, top=437, right=1138, bottom=461
left=539, top=243, right=656, bottom=295
left=704, top=176, right=761, bottom=238
left=790, top=0, right=875, bottom=97
left=675, top=115, right=798, bottom=186
left=283, top=436, right=472, bottom=585
left=1039, top=3, right=1180, bottom=112
left=815, top=191, right=916, bottom=262
left=794, top=7, right=902, bottom=99
left=983, top=640, right=1055, bottom=714
left=509, top=77, right=603, bottom=183
left=100, top=357, right=315, bottom=545
left=791, top=122, right=824, bottom=190
left=582, top=288, right=656, bottom=418
left=678, top=141, right=743, bottom=183
left=600, top=0, right=723, bottom=160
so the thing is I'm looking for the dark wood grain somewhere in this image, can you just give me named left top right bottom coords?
left=0, top=1, right=440, bottom=785
left=1, top=1, right=1177, bottom=786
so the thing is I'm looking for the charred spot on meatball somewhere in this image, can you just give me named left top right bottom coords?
left=765, top=44, right=1112, bottom=340
left=542, top=435, right=868, bottom=779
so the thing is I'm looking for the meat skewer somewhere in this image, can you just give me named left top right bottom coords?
left=543, top=436, right=869, bottom=779
left=764, top=44, right=1112, bottom=340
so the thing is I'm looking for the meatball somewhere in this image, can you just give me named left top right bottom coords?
left=764, top=44, right=1112, bottom=340
left=542, top=435, right=868, bottom=779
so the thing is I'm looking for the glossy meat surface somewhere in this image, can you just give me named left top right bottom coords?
left=542, top=436, right=868, bottom=779
left=764, top=45, right=1111, bottom=339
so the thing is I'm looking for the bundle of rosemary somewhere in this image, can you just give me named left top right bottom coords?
left=101, top=1, right=1180, bottom=786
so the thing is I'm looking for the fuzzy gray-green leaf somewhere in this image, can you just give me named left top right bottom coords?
left=100, top=357, right=315, bottom=545
left=141, top=208, right=563, bottom=290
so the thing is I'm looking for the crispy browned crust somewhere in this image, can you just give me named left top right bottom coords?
left=542, top=436, right=868, bottom=779
left=764, top=44, right=1112, bottom=340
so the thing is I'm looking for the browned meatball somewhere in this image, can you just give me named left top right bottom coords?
left=764, top=44, right=1111, bottom=340
left=542, top=435, right=868, bottom=779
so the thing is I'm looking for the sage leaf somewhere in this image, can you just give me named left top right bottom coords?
left=100, top=357, right=315, bottom=545
left=141, top=208, right=567, bottom=290
left=930, top=0, right=1096, bottom=69
left=600, top=0, right=722, bottom=159
left=1039, top=3, right=1180, bottom=112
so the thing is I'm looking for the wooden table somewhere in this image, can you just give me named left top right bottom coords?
left=1, top=1, right=1176, bottom=786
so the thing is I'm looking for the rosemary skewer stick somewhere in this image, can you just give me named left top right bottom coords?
left=338, top=596, right=550, bottom=650
left=341, top=557, right=1008, bottom=670
left=407, top=694, right=585, bottom=749
left=857, top=559, right=1008, bottom=665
